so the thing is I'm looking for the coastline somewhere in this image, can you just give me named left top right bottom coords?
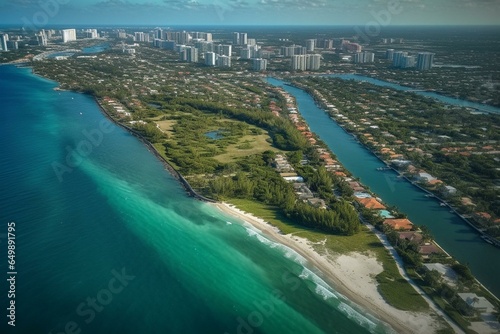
left=213, top=201, right=445, bottom=334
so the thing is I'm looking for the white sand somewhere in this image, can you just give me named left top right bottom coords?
left=214, top=202, right=445, bottom=334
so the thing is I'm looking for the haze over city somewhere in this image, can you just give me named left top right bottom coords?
left=0, top=0, right=500, bottom=26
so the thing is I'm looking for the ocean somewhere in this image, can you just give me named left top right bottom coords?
left=0, top=65, right=392, bottom=334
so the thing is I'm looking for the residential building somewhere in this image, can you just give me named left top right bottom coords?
left=306, top=39, right=316, bottom=52
left=383, top=218, right=414, bottom=231
left=416, top=52, right=435, bottom=70
left=61, top=29, right=76, bottom=43
left=386, top=48, right=395, bottom=60
left=0, top=33, right=8, bottom=51
left=252, top=58, right=267, bottom=71
left=180, top=46, right=198, bottom=63
left=205, top=52, right=216, bottom=66
left=233, top=32, right=247, bottom=45
left=354, top=51, right=375, bottom=63
left=291, top=54, right=321, bottom=71
left=216, top=55, right=231, bottom=67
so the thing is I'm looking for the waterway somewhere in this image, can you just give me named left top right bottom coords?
left=327, top=74, right=500, bottom=114
left=267, top=77, right=500, bottom=299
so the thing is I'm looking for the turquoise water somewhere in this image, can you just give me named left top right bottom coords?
left=267, top=77, right=500, bottom=298
left=327, top=74, right=500, bottom=114
left=82, top=44, right=109, bottom=54
left=0, top=65, right=393, bottom=334
left=206, top=130, right=224, bottom=140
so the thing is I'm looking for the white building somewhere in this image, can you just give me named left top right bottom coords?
left=252, top=58, right=267, bottom=71
left=205, top=52, right=216, bottom=66
left=306, top=39, right=316, bottom=52
left=0, top=33, right=9, bottom=51
left=216, top=55, right=231, bottom=67
left=61, top=29, right=76, bottom=43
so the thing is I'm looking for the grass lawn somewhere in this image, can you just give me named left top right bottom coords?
left=214, top=132, right=278, bottom=164
left=227, top=198, right=429, bottom=312
left=155, top=120, right=177, bottom=136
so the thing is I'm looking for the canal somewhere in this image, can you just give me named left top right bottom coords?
left=266, top=77, right=500, bottom=298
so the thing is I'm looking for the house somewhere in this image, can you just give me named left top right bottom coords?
left=423, top=263, right=458, bottom=286
left=441, top=185, right=457, bottom=197
left=417, top=172, right=437, bottom=183
left=458, top=293, right=495, bottom=313
left=307, top=198, right=327, bottom=209
left=398, top=231, right=423, bottom=244
left=356, top=197, right=386, bottom=210
left=418, top=242, right=442, bottom=257
left=348, top=181, right=365, bottom=192
left=383, top=218, right=413, bottom=231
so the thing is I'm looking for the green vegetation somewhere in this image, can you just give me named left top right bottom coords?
left=229, top=198, right=429, bottom=312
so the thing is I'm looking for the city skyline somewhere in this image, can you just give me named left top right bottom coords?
left=0, top=0, right=499, bottom=27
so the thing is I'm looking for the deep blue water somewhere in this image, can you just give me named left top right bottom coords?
left=0, top=65, right=393, bottom=334
left=267, top=77, right=500, bottom=299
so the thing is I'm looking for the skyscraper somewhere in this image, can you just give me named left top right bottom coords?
left=386, top=49, right=395, bottom=61
left=291, top=55, right=307, bottom=71
left=354, top=51, right=375, bottom=64
left=416, top=52, right=435, bottom=70
left=221, top=45, right=232, bottom=57
left=307, top=54, right=321, bottom=70
left=62, top=29, right=76, bottom=43
left=233, top=32, right=247, bottom=45
left=186, top=47, right=198, bottom=63
left=0, top=33, right=9, bottom=51
left=392, top=51, right=407, bottom=67
left=216, top=55, right=231, bottom=67
left=252, top=58, right=267, bottom=71
left=306, top=39, right=316, bottom=52
left=134, top=32, right=145, bottom=42
left=205, top=52, right=216, bottom=66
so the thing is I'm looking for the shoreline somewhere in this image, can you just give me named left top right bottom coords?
left=213, top=201, right=445, bottom=334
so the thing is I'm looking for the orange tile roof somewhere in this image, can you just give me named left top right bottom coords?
left=383, top=218, right=413, bottom=231
left=356, top=197, right=386, bottom=210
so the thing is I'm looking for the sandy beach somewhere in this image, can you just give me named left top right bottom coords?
left=214, top=202, right=445, bottom=334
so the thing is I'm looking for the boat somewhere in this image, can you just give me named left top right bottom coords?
left=440, top=203, right=446, bottom=207
left=482, top=235, right=494, bottom=245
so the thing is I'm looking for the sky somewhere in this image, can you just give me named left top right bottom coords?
left=0, top=0, right=499, bottom=27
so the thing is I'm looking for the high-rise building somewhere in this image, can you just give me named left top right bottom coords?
left=134, top=32, right=145, bottom=42
left=291, top=54, right=321, bottom=71
left=323, top=39, right=333, bottom=49
left=0, top=34, right=8, bottom=51
left=221, top=45, right=232, bottom=57
left=216, top=55, right=231, bottom=67
left=291, top=55, right=307, bottom=71
left=233, top=32, right=248, bottom=45
left=186, top=47, right=198, bottom=63
left=85, top=29, right=98, bottom=39
left=401, top=55, right=416, bottom=68
left=240, top=48, right=251, bottom=60
left=62, top=29, right=76, bottom=43
left=281, top=45, right=306, bottom=57
left=386, top=49, right=395, bottom=61
left=342, top=41, right=362, bottom=53
left=306, top=39, right=316, bottom=52
left=307, top=54, right=321, bottom=70
left=155, top=28, right=163, bottom=40
left=38, top=30, right=48, bottom=46
left=247, top=38, right=256, bottom=46
left=392, top=51, right=407, bottom=67
left=354, top=51, right=375, bottom=64
left=205, top=52, right=217, bottom=66
left=252, top=58, right=267, bottom=71
left=6, top=41, right=18, bottom=50
left=416, top=52, right=434, bottom=70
